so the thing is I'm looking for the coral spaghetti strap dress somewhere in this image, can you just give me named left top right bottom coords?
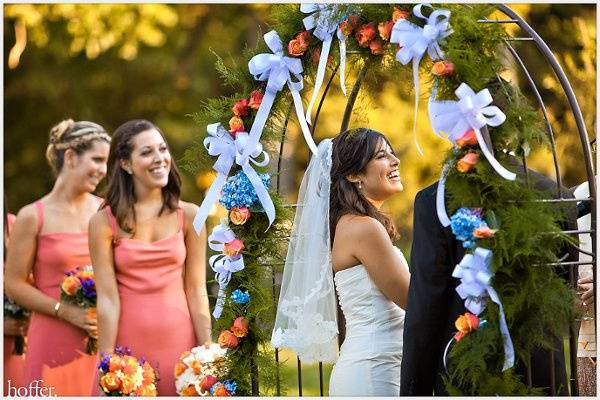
left=106, top=206, right=196, bottom=395
left=24, top=201, right=98, bottom=395
left=4, top=213, right=27, bottom=393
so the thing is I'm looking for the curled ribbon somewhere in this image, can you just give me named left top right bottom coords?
left=452, top=247, right=515, bottom=371
left=248, top=30, right=318, bottom=155
left=429, top=82, right=516, bottom=226
left=390, top=3, right=453, bottom=155
left=208, top=221, right=246, bottom=319
left=301, top=3, right=349, bottom=125
left=192, top=123, right=272, bottom=234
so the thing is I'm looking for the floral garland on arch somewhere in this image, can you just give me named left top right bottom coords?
left=182, top=2, right=576, bottom=396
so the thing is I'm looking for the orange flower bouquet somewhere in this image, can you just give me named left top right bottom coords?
left=60, top=265, right=97, bottom=354
left=98, top=346, right=158, bottom=396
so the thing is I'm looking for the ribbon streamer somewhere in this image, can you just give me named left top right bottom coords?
left=208, top=222, right=246, bottom=318
left=301, top=4, right=348, bottom=125
left=429, top=82, right=516, bottom=226
left=452, top=247, right=515, bottom=371
left=193, top=123, right=272, bottom=234
left=390, top=3, right=453, bottom=155
left=248, top=30, right=318, bottom=156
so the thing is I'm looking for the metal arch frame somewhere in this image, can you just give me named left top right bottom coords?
left=270, top=4, right=596, bottom=396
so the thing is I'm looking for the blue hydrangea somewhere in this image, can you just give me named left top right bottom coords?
left=231, top=289, right=250, bottom=305
left=450, top=208, right=486, bottom=249
left=223, top=380, right=237, bottom=395
left=219, top=170, right=271, bottom=211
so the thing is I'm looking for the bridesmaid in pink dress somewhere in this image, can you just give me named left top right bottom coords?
left=4, top=119, right=111, bottom=395
left=4, top=210, right=28, bottom=393
left=90, top=119, right=210, bottom=395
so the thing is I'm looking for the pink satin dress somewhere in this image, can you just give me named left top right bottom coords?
left=24, top=201, right=98, bottom=395
left=4, top=213, right=27, bottom=393
left=106, top=206, right=196, bottom=396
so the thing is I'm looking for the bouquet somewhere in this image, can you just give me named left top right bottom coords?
left=59, top=265, right=97, bottom=354
left=98, top=346, right=158, bottom=396
left=3, top=294, right=30, bottom=355
left=174, top=343, right=237, bottom=396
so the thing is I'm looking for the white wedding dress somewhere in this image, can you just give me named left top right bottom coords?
left=329, top=253, right=406, bottom=396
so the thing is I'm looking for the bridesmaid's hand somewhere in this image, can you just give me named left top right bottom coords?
left=59, top=303, right=99, bottom=338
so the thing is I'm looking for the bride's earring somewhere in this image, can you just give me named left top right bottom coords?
left=358, top=181, right=362, bottom=190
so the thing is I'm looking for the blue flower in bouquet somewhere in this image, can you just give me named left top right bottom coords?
left=219, top=170, right=271, bottom=211
left=231, top=289, right=250, bottom=305
left=81, top=278, right=97, bottom=300
left=224, top=380, right=237, bottom=395
left=450, top=208, right=487, bottom=249
left=98, top=352, right=111, bottom=373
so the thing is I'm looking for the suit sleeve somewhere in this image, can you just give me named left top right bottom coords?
left=400, top=188, right=456, bottom=395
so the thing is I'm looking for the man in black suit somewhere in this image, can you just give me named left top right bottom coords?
left=400, top=165, right=577, bottom=396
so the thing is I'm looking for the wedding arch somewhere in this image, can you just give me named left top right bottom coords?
left=183, top=3, right=595, bottom=396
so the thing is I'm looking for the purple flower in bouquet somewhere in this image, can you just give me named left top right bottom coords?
left=81, top=278, right=97, bottom=300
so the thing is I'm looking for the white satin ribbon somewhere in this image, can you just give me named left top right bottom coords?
left=452, top=247, right=515, bottom=371
left=301, top=4, right=348, bottom=125
left=192, top=123, right=272, bottom=234
left=208, top=222, right=246, bottom=318
left=390, top=3, right=453, bottom=155
left=248, top=30, right=318, bottom=155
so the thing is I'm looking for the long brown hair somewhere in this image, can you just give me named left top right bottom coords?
left=329, top=128, right=399, bottom=244
left=102, top=119, right=181, bottom=234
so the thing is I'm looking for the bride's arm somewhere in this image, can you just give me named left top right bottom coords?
left=346, top=216, right=410, bottom=309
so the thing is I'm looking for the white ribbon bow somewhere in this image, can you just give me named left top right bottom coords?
left=452, top=247, right=515, bottom=371
left=192, top=123, right=272, bottom=234
left=301, top=3, right=349, bottom=125
left=248, top=30, right=318, bottom=155
left=429, top=82, right=516, bottom=227
left=390, top=3, right=453, bottom=155
left=208, top=221, right=246, bottom=318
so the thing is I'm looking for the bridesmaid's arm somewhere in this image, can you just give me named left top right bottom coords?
left=5, top=204, right=92, bottom=333
left=181, top=202, right=211, bottom=345
left=89, top=209, right=120, bottom=353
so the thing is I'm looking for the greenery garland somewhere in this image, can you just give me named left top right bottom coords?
left=182, top=3, right=576, bottom=396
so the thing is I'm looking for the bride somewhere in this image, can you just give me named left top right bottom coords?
left=272, top=128, right=410, bottom=396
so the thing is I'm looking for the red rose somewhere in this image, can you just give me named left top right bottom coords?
left=369, top=39, right=386, bottom=55
left=297, top=30, right=311, bottom=43
left=232, top=98, right=250, bottom=117
left=454, top=312, right=480, bottom=341
left=392, top=8, right=411, bottom=23
left=378, top=20, right=394, bottom=41
left=355, top=22, right=377, bottom=48
left=223, top=239, right=245, bottom=258
left=432, top=60, right=455, bottom=77
left=288, top=38, right=308, bottom=57
left=231, top=316, right=249, bottom=338
left=456, top=129, right=478, bottom=148
left=339, top=15, right=360, bottom=36
left=248, top=90, right=263, bottom=110
left=200, top=375, right=218, bottom=394
left=228, top=116, right=245, bottom=134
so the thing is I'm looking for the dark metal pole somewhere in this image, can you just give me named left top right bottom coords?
left=340, top=61, right=369, bottom=133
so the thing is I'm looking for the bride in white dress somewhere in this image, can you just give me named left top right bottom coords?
left=272, top=128, right=410, bottom=396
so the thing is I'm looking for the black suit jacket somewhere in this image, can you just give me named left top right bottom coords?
left=401, top=171, right=577, bottom=396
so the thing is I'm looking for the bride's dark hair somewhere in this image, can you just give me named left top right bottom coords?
left=329, top=128, right=399, bottom=244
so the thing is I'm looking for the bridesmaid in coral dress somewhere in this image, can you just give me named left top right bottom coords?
left=90, top=119, right=210, bottom=395
left=4, top=119, right=111, bottom=395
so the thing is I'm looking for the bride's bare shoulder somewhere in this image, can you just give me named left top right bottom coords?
left=335, top=214, right=387, bottom=242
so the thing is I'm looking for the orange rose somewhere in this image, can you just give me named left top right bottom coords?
left=288, top=38, right=309, bottom=57
left=456, top=152, right=479, bottom=173
left=248, top=90, right=263, bottom=110
left=232, top=98, right=250, bottom=117
left=369, top=39, right=386, bottom=55
left=378, top=20, right=394, bottom=41
left=392, top=7, right=411, bottom=22
left=473, top=226, right=496, bottom=239
left=61, top=275, right=81, bottom=296
left=200, top=375, right=218, bottom=394
left=100, top=372, right=122, bottom=393
left=122, top=355, right=140, bottom=376
left=218, top=330, right=239, bottom=349
left=136, top=384, right=158, bottom=397
left=223, top=239, right=245, bottom=258
left=230, top=207, right=251, bottom=225
left=454, top=312, right=480, bottom=341
left=182, top=384, right=199, bottom=396
left=174, top=361, right=187, bottom=377
left=456, top=129, right=478, bottom=148
left=141, top=362, right=156, bottom=385
left=214, top=384, right=231, bottom=397
left=190, top=360, right=202, bottom=375
left=355, top=22, right=377, bottom=48
left=231, top=316, right=249, bottom=338
left=108, top=355, right=124, bottom=372
left=339, top=15, right=360, bottom=36
left=228, top=116, right=245, bottom=134
left=297, top=30, right=311, bottom=43
left=431, top=60, right=455, bottom=76
left=120, top=375, right=137, bottom=395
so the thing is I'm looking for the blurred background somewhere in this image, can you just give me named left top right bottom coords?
left=3, top=4, right=596, bottom=395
